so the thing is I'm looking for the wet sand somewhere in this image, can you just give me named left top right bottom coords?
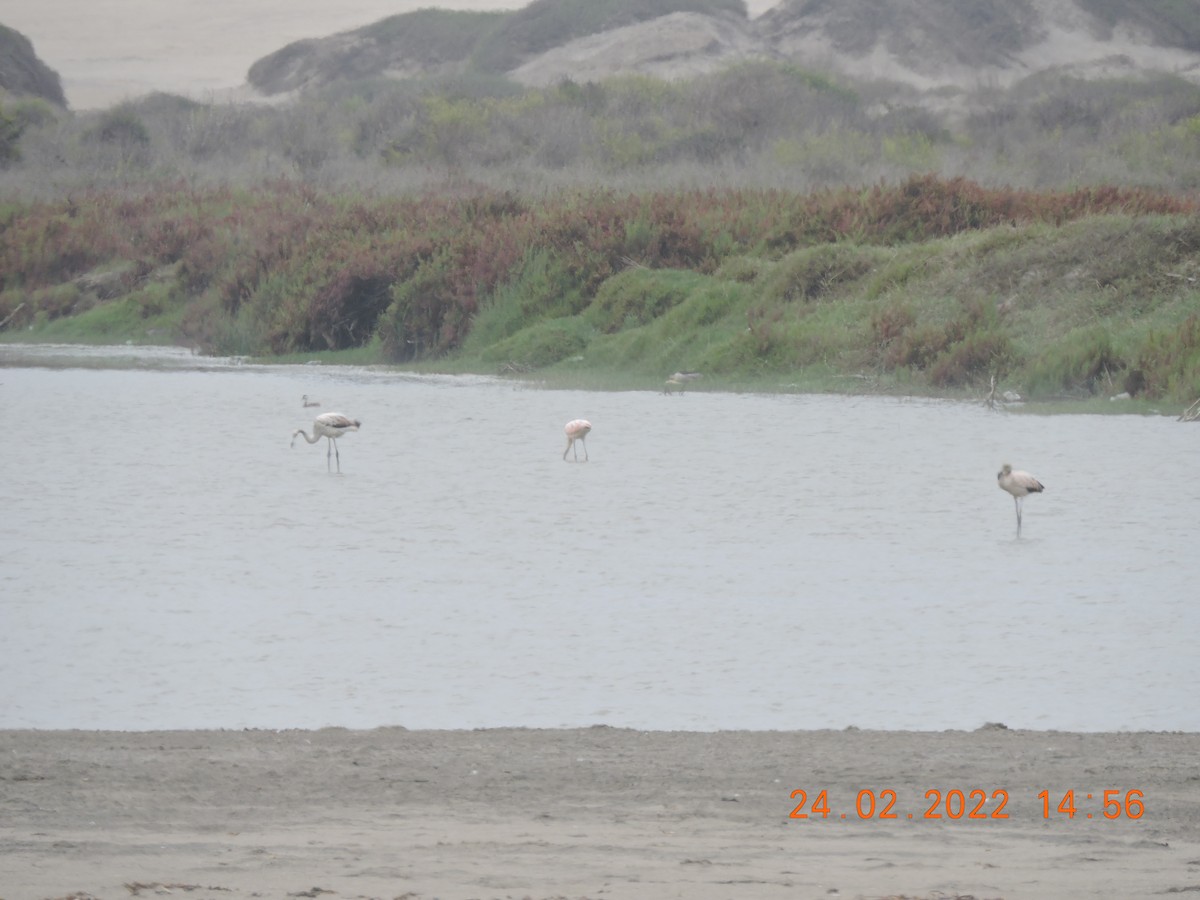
left=2, top=726, right=1199, bottom=899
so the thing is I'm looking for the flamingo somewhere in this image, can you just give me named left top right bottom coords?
left=302, top=394, right=321, bottom=407
left=292, top=412, right=361, bottom=472
left=664, top=371, right=702, bottom=395
left=563, top=419, right=592, bottom=462
left=997, top=464, right=1044, bottom=537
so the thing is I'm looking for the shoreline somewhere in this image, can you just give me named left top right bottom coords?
left=0, top=339, right=1179, bottom=416
left=4, top=726, right=1199, bottom=899
left=4, top=723, right=1198, bottom=733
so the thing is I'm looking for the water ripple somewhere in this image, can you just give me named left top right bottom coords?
left=0, top=355, right=1195, bottom=731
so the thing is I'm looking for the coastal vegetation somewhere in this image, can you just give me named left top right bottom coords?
left=2, top=0, right=1200, bottom=406
left=2, top=177, right=1198, bottom=403
left=6, top=59, right=1200, bottom=197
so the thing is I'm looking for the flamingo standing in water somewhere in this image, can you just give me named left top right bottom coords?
left=302, top=394, right=321, bottom=407
left=997, top=463, right=1044, bottom=537
left=293, top=412, right=361, bottom=472
left=563, top=419, right=592, bottom=462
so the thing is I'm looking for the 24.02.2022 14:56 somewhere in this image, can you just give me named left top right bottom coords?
left=787, top=788, right=1145, bottom=821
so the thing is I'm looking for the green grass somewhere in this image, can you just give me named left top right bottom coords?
left=6, top=284, right=187, bottom=345
left=441, top=214, right=1200, bottom=406
left=4, top=183, right=1200, bottom=413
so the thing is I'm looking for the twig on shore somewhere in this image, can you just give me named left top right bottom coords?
left=0, top=302, right=26, bottom=330
left=1179, top=397, right=1200, bottom=422
left=982, top=373, right=1023, bottom=409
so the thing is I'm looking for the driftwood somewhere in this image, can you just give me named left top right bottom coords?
left=982, top=374, right=1023, bottom=409
left=1179, top=398, right=1200, bottom=422
left=985, top=374, right=998, bottom=410
left=0, top=302, right=26, bottom=330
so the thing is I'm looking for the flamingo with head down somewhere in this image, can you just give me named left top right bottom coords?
left=293, top=412, right=361, bottom=472
left=563, top=419, right=592, bottom=462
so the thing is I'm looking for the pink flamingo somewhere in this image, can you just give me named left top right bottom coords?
left=997, top=464, right=1044, bottom=537
left=563, top=419, right=592, bottom=462
left=292, top=412, right=361, bottom=472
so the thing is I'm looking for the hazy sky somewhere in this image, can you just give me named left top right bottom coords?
left=3, top=0, right=780, bottom=109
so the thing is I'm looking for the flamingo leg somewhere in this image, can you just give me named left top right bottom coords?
left=580, top=437, right=588, bottom=462
left=1014, top=496, right=1023, bottom=537
left=333, top=440, right=341, bottom=473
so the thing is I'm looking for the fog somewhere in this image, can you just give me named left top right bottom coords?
left=3, top=0, right=781, bottom=110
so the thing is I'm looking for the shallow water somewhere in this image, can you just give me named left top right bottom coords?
left=0, top=345, right=1195, bottom=732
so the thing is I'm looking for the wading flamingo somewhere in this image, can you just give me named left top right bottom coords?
left=563, top=419, right=592, bottom=462
left=293, top=412, right=361, bottom=472
left=997, top=463, right=1044, bottom=537
left=302, top=394, right=321, bottom=407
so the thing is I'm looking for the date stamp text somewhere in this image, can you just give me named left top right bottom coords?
left=787, top=788, right=1145, bottom=821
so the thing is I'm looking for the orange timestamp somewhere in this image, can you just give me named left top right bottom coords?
left=788, top=788, right=1145, bottom=821
left=1037, top=789, right=1144, bottom=820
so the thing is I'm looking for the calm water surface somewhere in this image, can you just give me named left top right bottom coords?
left=1, top=345, right=1195, bottom=732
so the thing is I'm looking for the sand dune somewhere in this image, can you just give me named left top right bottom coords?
left=0, top=1, right=782, bottom=110
left=0, top=0, right=557, bottom=109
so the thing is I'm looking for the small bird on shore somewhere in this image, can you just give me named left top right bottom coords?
left=563, top=419, right=592, bottom=462
left=293, top=412, right=361, bottom=472
left=664, top=371, right=702, bottom=395
left=302, top=394, right=321, bottom=407
left=997, top=463, right=1044, bottom=537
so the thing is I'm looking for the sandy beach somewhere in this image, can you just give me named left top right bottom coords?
left=2, top=726, right=1198, bottom=899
